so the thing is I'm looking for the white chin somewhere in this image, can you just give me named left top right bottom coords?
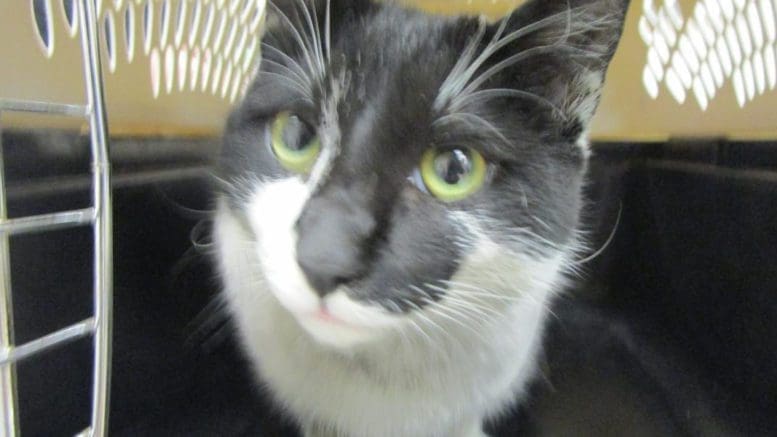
left=290, top=290, right=398, bottom=349
left=296, top=316, right=383, bottom=349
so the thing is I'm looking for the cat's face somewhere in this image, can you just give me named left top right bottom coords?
left=216, top=0, right=628, bottom=349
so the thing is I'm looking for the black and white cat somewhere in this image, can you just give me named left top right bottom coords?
left=213, top=0, right=628, bottom=435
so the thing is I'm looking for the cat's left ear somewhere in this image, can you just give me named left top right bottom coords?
left=485, top=0, right=630, bottom=141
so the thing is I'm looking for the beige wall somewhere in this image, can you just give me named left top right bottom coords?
left=1, top=0, right=775, bottom=140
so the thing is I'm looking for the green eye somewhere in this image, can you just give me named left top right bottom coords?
left=270, top=111, right=321, bottom=173
left=419, top=147, right=487, bottom=202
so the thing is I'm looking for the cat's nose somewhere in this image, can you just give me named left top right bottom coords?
left=295, top=195, right=376, bottom=297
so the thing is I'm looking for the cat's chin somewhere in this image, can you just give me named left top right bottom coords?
left=275, top=289, right=400, bottom=350
left=295, top=311, right=384, bottom=349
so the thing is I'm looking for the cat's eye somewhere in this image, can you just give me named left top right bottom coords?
left=270, top=112, right=321, bottom=173
left=418, top=147, right=487, bottom=202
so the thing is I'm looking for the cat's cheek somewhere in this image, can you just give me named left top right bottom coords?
left=447, top=210, right=568, bottom=301
left=245, top=177, right=321, bottom=315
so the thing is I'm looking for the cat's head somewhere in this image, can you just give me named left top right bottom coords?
left=216, top=0, right=629, bottom=349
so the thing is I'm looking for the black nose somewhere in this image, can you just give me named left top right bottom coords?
left=295, top=194, right=376, bottom=297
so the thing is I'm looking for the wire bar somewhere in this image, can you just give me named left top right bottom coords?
left=0, top=99, right=88, bottom=118
left=0, top=318, right=96, bottom=366
left=0, top=112, right=20, bottom=437
left=0, top=1, right=112, bottom=434
left=78, top=0, right=113, bottom=436
left=0, top=208, right=95, bottom=236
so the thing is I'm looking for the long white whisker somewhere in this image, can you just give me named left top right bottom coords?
left=436, top=17, right=488, bottom=109
left=434, top=112, right=510, bottom=144
left=298, top=0, right=325, bottom=75
left=260, top=54, right=312, bottom=88
left=437, top=281, right=525, bottom=302
left=258, top=60, right=312, bottom=91
left=460, top=45, right=559, bottom=99
left=442, top=295, right=501, bottom=319
left=442, top=7, right=582, bottom=105
left=256, top=71, right=314, bottom=98
left=573, top=202, right=622, bottom=265
left=261, top=42, right=312, bottom=82
left=324, top=0, right=332, bottom=64
left=450, top=87, right=564, bottom=118
left=268, top=2, right=320, bottom=80
left=424, top=300, right=489, bottom=344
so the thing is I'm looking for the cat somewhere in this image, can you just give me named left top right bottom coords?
left=212, top=0, right=629, bottom=435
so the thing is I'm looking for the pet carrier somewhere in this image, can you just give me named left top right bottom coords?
left=1, top=1, right=776, bottom=436
left=0, top=0, right=266, bottom=435
left=1, top=0, right=111, bottom=435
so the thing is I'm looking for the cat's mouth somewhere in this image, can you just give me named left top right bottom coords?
left=311, top=306, right=352, bottom=326
left=288, top=291, right=399, bottom=349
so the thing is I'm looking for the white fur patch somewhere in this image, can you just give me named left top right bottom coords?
left=308, top=74, right=346, bottom=189
left=219, top=177, right=400, bottom=350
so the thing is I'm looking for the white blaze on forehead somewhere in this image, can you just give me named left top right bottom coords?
left=307, top=76, right=345, bottom=189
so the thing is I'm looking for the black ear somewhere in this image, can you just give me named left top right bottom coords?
left=500, top=0, right=630, bottom=132
left=439, top=0, right=629, bottom=142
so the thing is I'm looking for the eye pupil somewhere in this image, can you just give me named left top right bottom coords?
left=282, top=115, right=315, bottom=151
left=434, top=149, right=472, bottom=185
left=271, top=112, right=321, bottom=173
left=417, top=146, right=487, bottom=202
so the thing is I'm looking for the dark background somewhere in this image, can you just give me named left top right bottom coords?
left=4, top=131, right=776, bottom=436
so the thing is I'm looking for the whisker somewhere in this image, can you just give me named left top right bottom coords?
left=402, top=305, right=437, bottom=346
left=455, top=45, right=600, bottom=119
left=260, top=56, right=312, bottom=88
left=185, top=296, right=230, bottom=348
left=452, top=283, right=559, bottom=321
left=438, top=6, right=585, bottom=108
left=424, top=300, right=491, bottom=346
left=450, top=87, right=564, bottom=118
left=268, top=1, right=320, bottom=80
left=257, top=71, right=314, bottom=98
left=256, top=64, right=312, bottom=95
left=413, top=304, right=465, bottom=353
left=531, top=215, right=553, bottom=232
left=572, top=202, right=621, bottom=265
left=442, top=295, right=502, bottom=319
left=434, top=112, right=510, bottom=145
left=324, top=0, right=332, bottom=64
left=436, top=17, right=488, bottom=110
left=437, top=280, right=529, bottom=302
left=297, top=0, right=326, bottom=75
left=261, top=42, right=312, bottom=83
